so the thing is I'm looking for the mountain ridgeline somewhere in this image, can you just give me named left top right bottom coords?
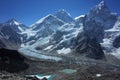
left=0, top=1, right=120, bottom=61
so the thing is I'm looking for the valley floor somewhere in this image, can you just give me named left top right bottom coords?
left=1, top=59, right=120, bottom=80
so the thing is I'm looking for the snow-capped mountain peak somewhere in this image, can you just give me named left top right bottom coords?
left=6, top=19, right=21, bottom=26
left=98, top=0, right=106, bottom=9
left=30, top=14, right=65, bottom=31
left=54, top=9, right=73, bottom=23
left=30, top=14, right=64, bottom=27
left=2, top=19, right=27, bottom=32
left=57, top=9, right=71, bottom=17
left=23, top=14, right=65, bottom=43
left=85, top=0, right=117, bottom=31
left=31, top=14, right=54, bottom=26
left=95, top=0, right=110, bottom=14
left=88, top=0, right=110, bottom=17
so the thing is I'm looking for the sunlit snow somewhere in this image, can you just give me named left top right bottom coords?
left=57, top=48, right=71, bottom=54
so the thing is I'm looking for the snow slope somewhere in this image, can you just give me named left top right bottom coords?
left=19, top=47, right=62, bottom=61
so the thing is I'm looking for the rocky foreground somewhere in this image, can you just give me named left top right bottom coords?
left=0, top=72, right=26, bottom=80
left=1, top=48, right=120, bottom=80
left=0, top=66, right=120, bottom=80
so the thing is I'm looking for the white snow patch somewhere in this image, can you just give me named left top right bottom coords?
left=31, top=36, right=50, bottom=47
left=108, top=48, right=120, bottom=59
left=44, top=45, right=53, bottom=50
left=36, top=75, right=51, bottom=79
left=96, top=74, right=101, bottom=77
left=73, top=27, right=83, bottom=37
left=21, top=44, right=26, bottom=47
left=74, top=15, right=85, bottom=20
left=59, top=23, right=74, bottom=31
left=18, top=26, right=24, bottom=31
left=30, top=15, right=50, bottom=27
left=105, top=28, right=120, bottom=32
left=25, top=75, right=52, bottom=80
left=101, top=38, right=112, bottom=49
left=14, top=20, right=20, bottom=25
left=57, top=48, right=71, bottom=54
left=21, top=29, right=37, bottom=39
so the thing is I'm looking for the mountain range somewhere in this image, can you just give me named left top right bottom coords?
left=0, top=1, right=120, bottom=62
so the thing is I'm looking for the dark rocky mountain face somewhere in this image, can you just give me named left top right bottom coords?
left=83, top=18, right=104, bottom=42
left=0, top=19, right=28, bottom=50
left=0, top=24, right=21, bottom=50
left=87, top=1, right=118, bottom=29
left=83, top=1, right=118, bottom=43
left=73, top=32, right=105, bottom=59
left=0, top=48, right=29, bottom=72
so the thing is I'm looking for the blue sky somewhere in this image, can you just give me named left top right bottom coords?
left=0, top=0, right=120, bottom=26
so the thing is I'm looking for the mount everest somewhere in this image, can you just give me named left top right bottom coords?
left=0, top=1, right=120, bottom=62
